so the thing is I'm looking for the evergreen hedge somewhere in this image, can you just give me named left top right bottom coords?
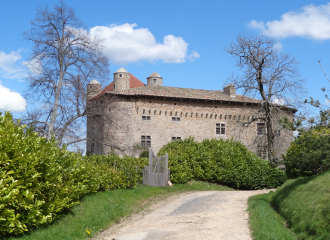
left=0, top=112, right=147, bottom=236
left=158, top=137, right=286, bottom=189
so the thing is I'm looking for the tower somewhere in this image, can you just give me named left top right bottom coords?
left=87, top=79, right=102, bottom=99
left=113, top=67, right=130, bottom=91
left=147, top=72, right=163, bottom=86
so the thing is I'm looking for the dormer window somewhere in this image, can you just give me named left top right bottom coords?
left=119, top=74, right=122, bottom=78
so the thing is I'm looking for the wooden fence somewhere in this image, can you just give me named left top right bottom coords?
left=143, top=149, right=170, bottom=187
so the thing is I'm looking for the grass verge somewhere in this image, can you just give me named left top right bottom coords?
left=272, top=170, right=330, bottom=240
left=248, top=191, right=297, bottom=240
left=4, top=180, right=232, bottom=240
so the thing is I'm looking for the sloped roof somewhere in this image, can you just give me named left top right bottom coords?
left=89, top=74, right=146, bottom=100
left=105, top=85, right=260, bottom=104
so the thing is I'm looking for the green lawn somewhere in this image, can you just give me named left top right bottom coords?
left=3, top=181, right=232, bottom=240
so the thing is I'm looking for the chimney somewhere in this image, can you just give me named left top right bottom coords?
left=223, top=84, right=236, bottom=97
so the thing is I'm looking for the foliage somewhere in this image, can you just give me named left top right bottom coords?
left=284, top=127, right=330, bottom=178
left=158, top=137, right=286, bottom=189
left=272, top=171, right=330, bottom=240
left=0, top=112, right=147, bottom=236
left=139, top=150, right=149, bottom=158
left=248, top=192, right=297, bottom=240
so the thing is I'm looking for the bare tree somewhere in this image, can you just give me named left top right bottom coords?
left=224, top=34, right=306, bottom=164
left=23, top=1, right=109, bottom=146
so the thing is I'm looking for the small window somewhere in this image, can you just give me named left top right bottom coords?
left=122, top=87, right=125, bottom=90
left=172, top=137, right=182, bottom=141
left=174, top=103, right=177, bottom=105
left=119, top=74, right=122, bottom=78
left=149, top=101, right=152, bottom=103
left=153, top=79, right=156, bottom=83
left=172, top=117, right=181, bottom=121
left=216, top=123, right=225, bottom=135
left=141, top=135, right=151, bottom=148
left=215, top=106, right=217, bottom=108
left=142, top=116, right=150, bottom=120
left=113, top=84, right=116, bottom=90
left=257, top=123, right=266, bottom=135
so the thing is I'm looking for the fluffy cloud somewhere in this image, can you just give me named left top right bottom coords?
left=248, top=3, right=330, bottom=40
left=272, top=97, right=285, bottom=105
left=0, top=50, right=27, bottom=79
left=0, top=82, right=27, bottom=112
left=89, top=23, right=199, bottom=64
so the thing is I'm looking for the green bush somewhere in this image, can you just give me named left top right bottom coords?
left=0, top=112, right=148, bottom=236
left=139, top=150, right=149, bottom=158
left=158, top=137, right=286, bottom=189
left=284, top=128, right=330, bottom=179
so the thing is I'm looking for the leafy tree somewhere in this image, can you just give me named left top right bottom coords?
left=23, top=1, right=109, bottom=146
left=224, top=34, right=306, bottom=164
left=284, top=126, right=330, bottom=178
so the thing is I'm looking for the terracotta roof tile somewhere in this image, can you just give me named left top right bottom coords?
left=105, top=85, right=260, bottom=104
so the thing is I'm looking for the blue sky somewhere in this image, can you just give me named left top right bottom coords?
left=1, top=0, right=330, bottom=119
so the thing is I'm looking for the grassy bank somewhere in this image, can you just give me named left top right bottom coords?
left=4, top=181, right=232, bottom=240
left=248, top=192, right=297, bottom=240
left=272, top=171, right=330, bottom=240
left=249, top=170, right=330, bottom=240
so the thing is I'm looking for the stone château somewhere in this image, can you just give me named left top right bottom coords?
left=86, top=67, right=294, bottom=158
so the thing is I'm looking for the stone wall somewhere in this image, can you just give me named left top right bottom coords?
left=87, top=94, right=294, bottom=158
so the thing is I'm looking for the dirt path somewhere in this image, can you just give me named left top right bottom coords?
left=95, top=190, right=273, bottom=240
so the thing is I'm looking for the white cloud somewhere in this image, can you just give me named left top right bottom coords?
left=0, top=50, right=27, bottom=79
left=0, top=82, right=27, bottom=112
left=273, top=42, right=283, bottom=51
left=89, top=23, right=200, bottom=64
left=248, top=3, right=330, bottom=40
left=188, top=51, right=200, bottom=61
left=272, top=97, right=285, bottom=105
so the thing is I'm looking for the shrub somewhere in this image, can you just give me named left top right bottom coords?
left=139, top=150, right=149, bottom=158
left=0, top=112, right=148, bottom=236
left=284, top=128, right=330, bottom=178
left=158, top=137, right=286, bottom=189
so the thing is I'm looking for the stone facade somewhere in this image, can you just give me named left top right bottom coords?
left=87, top=68, right=294, bottom=158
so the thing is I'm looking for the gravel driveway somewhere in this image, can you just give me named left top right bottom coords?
left=96, top=190, right=272, bottom=240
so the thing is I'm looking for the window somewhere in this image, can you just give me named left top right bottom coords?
left=141, top=135, right=151, bottom=148
left=172, top=117, right=181, bottom=121
left=153, top=79, right=156, bottom=83
left=171, top=137, right=182, bottom=141
left=119, top=74, right=122, bottom=78
left=216, top=123, right=225, bottom=135
left=257, top=123, right=266, bottom=135
left=113, top=84, right=116, bottom=90
left=142, top=116, right=150, bottom=120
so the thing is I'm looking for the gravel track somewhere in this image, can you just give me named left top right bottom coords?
left=96, top=189, right=273, bottom=240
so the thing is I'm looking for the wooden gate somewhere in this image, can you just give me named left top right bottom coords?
left=143, top=149, right=170, bottom=187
